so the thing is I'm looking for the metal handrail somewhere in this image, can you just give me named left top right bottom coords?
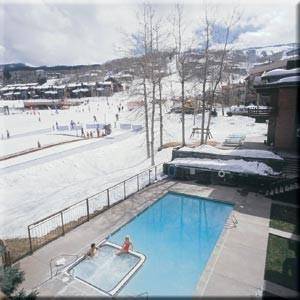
left=27, top=163, right=166, bottom=254
left=29, top=163, right=163, bottom=228
left=49, top=253, right=79, bottom=278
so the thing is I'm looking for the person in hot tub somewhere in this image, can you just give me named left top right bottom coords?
left=86, top=243, right=98, bottom=257
left=116, top=235, right=133, bottom=255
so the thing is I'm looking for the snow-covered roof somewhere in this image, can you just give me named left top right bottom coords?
left=169, top=157, right=279, bottom=176
left=68, top=83, right=81, bottom=88
left=274, top=76, right=300, bottom=84
left=72, top=88, right=89, bottom=93
left=179, top=145, right=283, bottom=160
left=262, top=68, right=300, bottom=78
left=53, top=85, right=66, bottom=89
left=98, top=81, right=112, bottom=86
left=44, top=90, right=58, bottom=94
left=83, top=82, right=96, bottom=86
left=1, top=86, right=15, bottom=92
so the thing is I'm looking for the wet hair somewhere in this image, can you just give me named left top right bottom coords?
left=91, top=243, right=96, bottom=248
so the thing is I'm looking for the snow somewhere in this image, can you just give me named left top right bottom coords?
left=72, top=88, right=89, bottom=93
left=44, top=90, right=58, bottom=94
left=0, top=133, right=79, bottom=156
left=179, top=145, right=283, bottom=160
left=0, top=100, right=24, bottom=108
left=0, top=73, right=270, bottom=238
left=262, top=68, right=300, bottom=78
left=169, top=157, right=279, bottom=176
left=274, top=76, right=300, bottom=84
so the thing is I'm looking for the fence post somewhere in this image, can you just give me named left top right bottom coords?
left=27, top=225, right=33, bottom=254
left=155, top=165, right=157, bottom=180
left=124, top=180, right=126, bottom=199
left=148, top=169, right=151, bottom=185
left=107, top=189, right=110, bottom=207
left=60, top=211, right=65, bottom=235
left=86, top=198, right=90, bottom=221
left=137, top=174, right=139, bottom=191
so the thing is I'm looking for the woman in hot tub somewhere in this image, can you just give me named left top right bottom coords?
left=116, top=235, right=133, bottom=255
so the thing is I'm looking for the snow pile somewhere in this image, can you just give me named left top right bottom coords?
left=170, top=158, right=279, bottom=176
left=275, top=76, right=300, bottom=84
left=262, top=68, right=300, bottom=78
left=179, top=145, right=284, bottom=160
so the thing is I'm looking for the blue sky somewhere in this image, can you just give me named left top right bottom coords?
left=0, top=0, right=298, bottom=66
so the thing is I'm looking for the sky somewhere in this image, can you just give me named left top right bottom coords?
left=0, top=0, right=298, bottom=66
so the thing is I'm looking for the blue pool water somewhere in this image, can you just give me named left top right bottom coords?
left=109, top=192, right=233, bottom=296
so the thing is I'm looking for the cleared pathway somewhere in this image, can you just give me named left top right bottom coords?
left=0, top=130, right=137, bottom=175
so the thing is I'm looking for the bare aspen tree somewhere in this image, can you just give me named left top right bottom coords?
left=141, top=5, right=151, bottom=159
left=171, top=4, right=193, bottom=146
left=155, top=28, right=164, bottom=148
left=200, top=7, right=211, bottom=145
left=204, top=8, right=241, bottom=143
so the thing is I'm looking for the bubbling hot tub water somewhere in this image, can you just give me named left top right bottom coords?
left=67, top=243, right=145, bottom=295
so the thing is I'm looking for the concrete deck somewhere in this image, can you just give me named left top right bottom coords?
left=17, top=179, right=271, bottom=297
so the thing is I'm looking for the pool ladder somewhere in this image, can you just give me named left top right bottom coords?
left=225, top=214, right=238, bottom=229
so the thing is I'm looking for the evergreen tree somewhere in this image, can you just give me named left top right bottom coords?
left=0, top=265, right=37, bottom=299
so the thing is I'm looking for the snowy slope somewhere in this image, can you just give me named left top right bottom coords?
left=0, top=72, right=269, bottom=238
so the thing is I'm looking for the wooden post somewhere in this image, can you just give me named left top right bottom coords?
left=60, top=211, right=65, bottom=235
left=107, top=189, right=110, bottom=207
left=148, top=169, right=151, bottom=185
left=28, top=226, right=33, bottom=254
left=86, top=198, right=90, bottom=221
left=155, top=166, right=157, bottom=180
left=124, top=181, right=126, bottom=199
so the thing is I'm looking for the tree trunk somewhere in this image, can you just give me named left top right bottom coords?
left=205, top=107, right=212, bottom=144
left=159, top=79, right=163, bottom=148
left=181, top=79, right=185, bottom=146
left=221, top=97, right=225, bottom=116
left=143, top=78, right=150, bottom=158
left=200, top=94, right=206, bottom=144
left=151, top=82, right=156, bottom=166
left=205, top=94, right=215, bottom=143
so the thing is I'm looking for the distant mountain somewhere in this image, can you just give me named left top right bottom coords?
left=0, top=63, right=102, bottom=72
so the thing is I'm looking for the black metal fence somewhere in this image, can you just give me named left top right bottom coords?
left=26, top=163, right=165, bottom=254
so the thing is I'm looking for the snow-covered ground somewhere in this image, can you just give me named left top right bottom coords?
left=180, top=145, right=283, bottom=160
left=169, top=157, right=278, bottom=176
left=0, top=80, right=269, bottom=238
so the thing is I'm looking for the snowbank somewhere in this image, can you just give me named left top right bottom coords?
left=262, top=68, right=300, bottom=78
left=170, top=157, right=279, bottom=176
left=179, top=145, right=283, bottom=160
left=275, top=76, right=300, bottom=84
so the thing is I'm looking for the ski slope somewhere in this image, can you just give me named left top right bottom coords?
left=0, top=81, right=268, bottom=238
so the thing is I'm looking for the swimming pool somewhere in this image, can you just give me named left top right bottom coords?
left=108, top=191, right=233, bottom=296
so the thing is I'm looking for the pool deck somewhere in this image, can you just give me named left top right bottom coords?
left=17, top=179, right=271, bottom=297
